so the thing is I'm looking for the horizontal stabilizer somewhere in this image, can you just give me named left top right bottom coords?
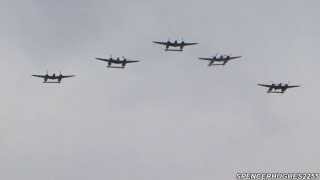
left=268, top=91, right=284, bottom=94
left=165, top=49, right=183, bottom=52
left=107, top=66, right=125, bottom=69
left=43, top=81, right=61, bottom=84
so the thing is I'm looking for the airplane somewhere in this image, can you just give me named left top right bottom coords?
left=198, top=54, right=242, bottom=66
left=152, top=39, right=198, bottom=51
left=95, top=55, right=140, bottom=68
left=32, top=71, right=75, bottom=83
left=258, top=83, right=300, bottom=93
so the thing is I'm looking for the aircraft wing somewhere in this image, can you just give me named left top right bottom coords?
left=287, top=85, right=300, bottom=89
left=61, top=75, right=75, bottom=79
left=258, top=84, right=273, bottom=88
left=95, top=57, right=112, bottom=62
left=152, top=41, right=168, bottom=45
left=198, top=57, right=212, bottom=61
left=32, top=75, right=46, bottom=78
left=125, top=60, right=140, bottom=63
left=229, top=56, right=242, bottom=60
left=183, top=42, right=198, bottom=46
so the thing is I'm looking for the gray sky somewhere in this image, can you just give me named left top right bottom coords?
left=0, top=0, right=319, bottom=179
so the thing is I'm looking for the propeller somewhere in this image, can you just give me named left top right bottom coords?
left=285, top=81, right=290, bottom=86
left=270, top=81, right=275, bottom=86
left=43, top=70, right=49, bottom=83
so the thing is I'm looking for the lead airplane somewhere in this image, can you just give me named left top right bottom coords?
left=95, top=55, right=140, bottom=68
left=152, top=39, right=198, bottom=51
left=258, top=83, right=300, bottom=93
left=198, top=54, right=242, bottom=66
left=32, top=72, right=75, bottom=83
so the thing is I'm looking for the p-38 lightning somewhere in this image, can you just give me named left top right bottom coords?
left=32, top=72, right=75, bottom=83
left=198, top=54, right=242, bottom=66
left=258, top=83, right=300, bottom=93
left=95, top=55, right=140, bottom=68
left=153, top=39, right=198, bottom=51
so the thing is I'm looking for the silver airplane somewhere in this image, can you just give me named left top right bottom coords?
left=95, top=55, right=140, bottom=68
left=198, top=54, right=242, bottom=66
left=153, top=39, right=198, bottom=51
left=32, top=71, right=75, bottom=83
left=258, top=83, right=300, bottom=93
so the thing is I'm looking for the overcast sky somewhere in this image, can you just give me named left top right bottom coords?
left=0, top=0, right=319, bottom=180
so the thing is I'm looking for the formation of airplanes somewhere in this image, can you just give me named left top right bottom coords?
left=32, top=38, right=301, bottom=94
